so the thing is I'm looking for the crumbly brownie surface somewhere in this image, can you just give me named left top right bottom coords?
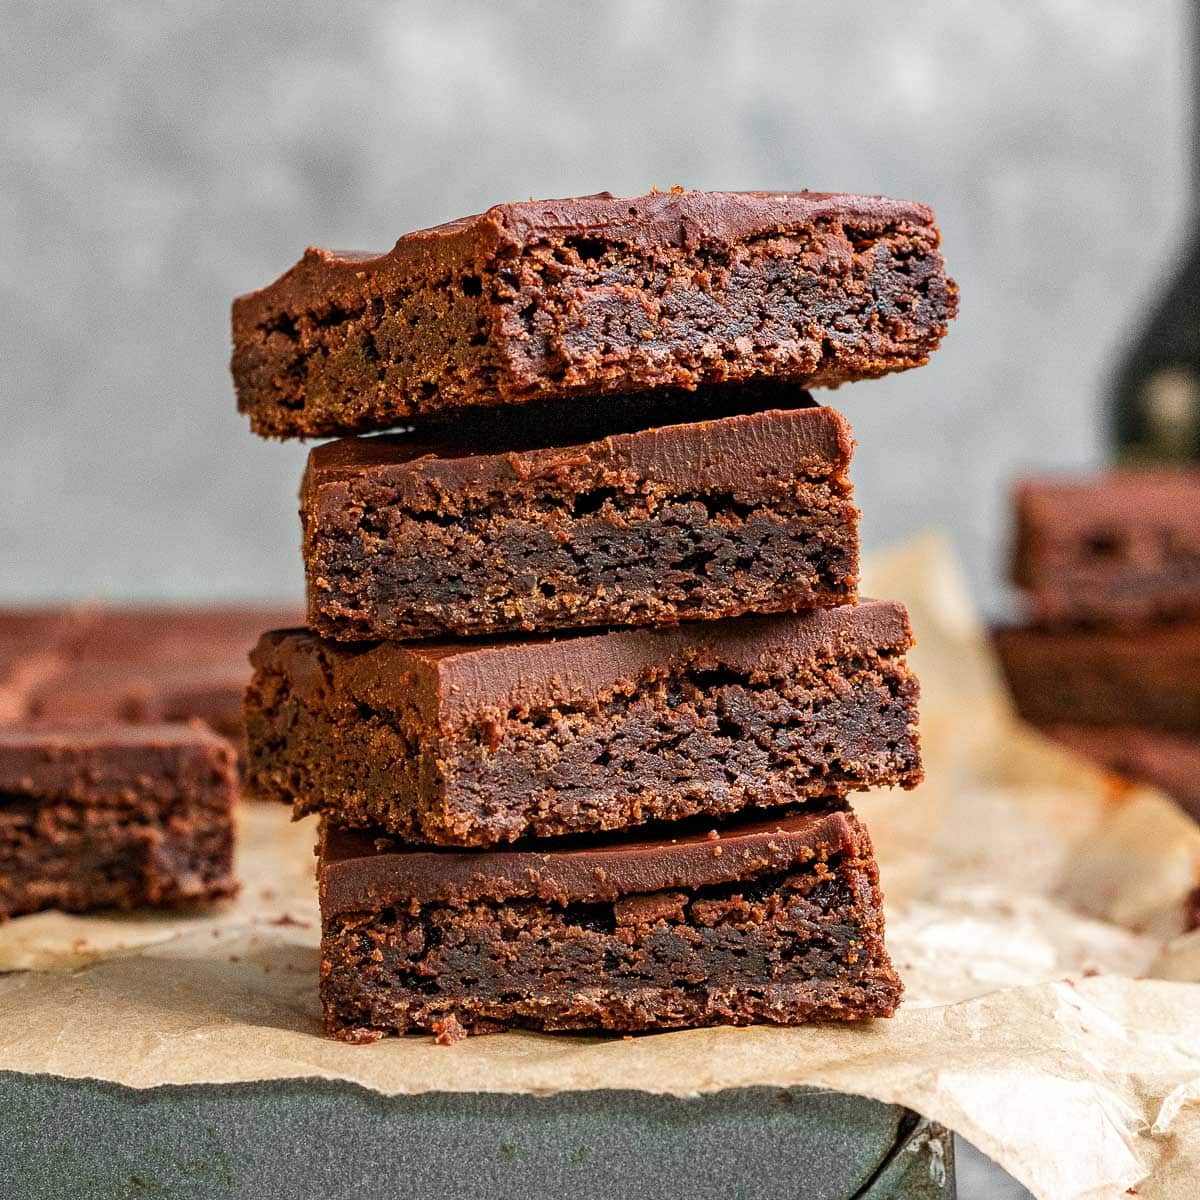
left=1013, top=470, right=1200, bottom=627
left=245, top=602, right=922, bottom=846
left=318, top=806, right=902, bottom=1039
left=994, top=622, right=1200, bottom=734
left=0, top=722, right=238, bottom=919
left=303, top=393, right=859, bottom=640
left=232, top=189, right=958, bottom=438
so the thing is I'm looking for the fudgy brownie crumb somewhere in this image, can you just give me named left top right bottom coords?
left=302, top=399, right=860, bottom=641
left=0, top=722, right=238, bottom=919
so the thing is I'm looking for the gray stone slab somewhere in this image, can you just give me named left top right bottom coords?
left=0, top=1073, right=954, bottom=1199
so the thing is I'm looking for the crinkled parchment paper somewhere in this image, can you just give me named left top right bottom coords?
left=1, top=538, right=1198, bottom=1200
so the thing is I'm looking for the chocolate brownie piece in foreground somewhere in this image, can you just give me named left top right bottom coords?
left=318, top=805, right=901, bottom=1040
left=994, top=622, right=1200, bottom=735
left=0, top=723, right=238, bottom=919
left=303, top=391, right=859, bottom=641
left=245, top=601, right=922, bottom=846
left=1013, top=470, right=1200, bottom=627
left=232, top=188, right=958, bottom=438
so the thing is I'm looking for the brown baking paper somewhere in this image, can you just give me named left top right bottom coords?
left=2, top=537, right=1198, bottom=1200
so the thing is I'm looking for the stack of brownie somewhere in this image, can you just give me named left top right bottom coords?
left=998, top=469, right=1200, bottom=820
left=233, top=189, right=958, bottom=1040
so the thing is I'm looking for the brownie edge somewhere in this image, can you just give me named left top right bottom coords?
left=0, top=722, right=238, bottom=919
left=301, top=400, right=860, bottom=640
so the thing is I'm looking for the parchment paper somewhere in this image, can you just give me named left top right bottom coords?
left=2, top=537, right=1198, bottom=1200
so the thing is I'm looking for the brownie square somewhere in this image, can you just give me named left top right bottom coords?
left=232, top=188, right=958, bottom=438
left=245, top=601, right=922, bottom=846
left=318, top=805, right=902, bottom=1040
left=1013, top=470, right=1200, bottom=627
left=302, top=387, right=859, bottom=641
left=0, top=722, right=238, bottom=919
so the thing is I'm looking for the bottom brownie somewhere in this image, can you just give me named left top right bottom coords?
left=0, top=722, right=238, bottom=919
left=319, top=806, right=900, bottom=1040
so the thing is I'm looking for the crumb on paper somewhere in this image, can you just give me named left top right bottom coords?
left=432, top=1016, right=467, bottom=1046
left=267, top=913, right=309, bottom=928
left=342, top=1026, right=384, bottom=1046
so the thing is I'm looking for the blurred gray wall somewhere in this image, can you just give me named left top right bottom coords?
left=1, top=0, right=1191, bottom=609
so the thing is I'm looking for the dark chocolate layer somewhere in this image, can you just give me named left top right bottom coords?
left=233, top=188, right=958, bottom=438
left=321, top=807, right=858, bottom=911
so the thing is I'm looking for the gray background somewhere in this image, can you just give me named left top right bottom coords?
left=1, top=1, right=1192, bottom=611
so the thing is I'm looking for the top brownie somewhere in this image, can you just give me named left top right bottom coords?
left=232, top=188, right=958, bottom=438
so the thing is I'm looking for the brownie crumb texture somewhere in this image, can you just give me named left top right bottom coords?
left=245, top=618, right=922, bottom=846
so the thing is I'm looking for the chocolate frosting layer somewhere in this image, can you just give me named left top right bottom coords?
left=256, top=599, right=913, bottom=727
left=234, top=189, right=939, bottom=329
left=319, top=806, right=859, bottom=911
left=304, top=401, right=853, bottom=510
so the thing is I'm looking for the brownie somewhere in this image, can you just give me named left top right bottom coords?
left=1044, top=725, right=1200, bottom=821
left=994, top=622, right=1200, bottom=734
left=15, top=605, right=303, bottom=750
left=232, top=188, right=958, bottom=438
left=0, top=722, right=238, bottom=920
left=0, top=609, right=85, bottom=721
left=318, top=804, right=901, bottom=1040
left=303, top=389, right=859, bottom=641
left=1013, top=470, right=1200, bottom=627
left=245, top=601, right=922, bottom=846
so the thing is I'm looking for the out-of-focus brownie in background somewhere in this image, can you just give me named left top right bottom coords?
left=0, top=604, right=302, bottom=766
left=995, top=468, right=1200, bottom=823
